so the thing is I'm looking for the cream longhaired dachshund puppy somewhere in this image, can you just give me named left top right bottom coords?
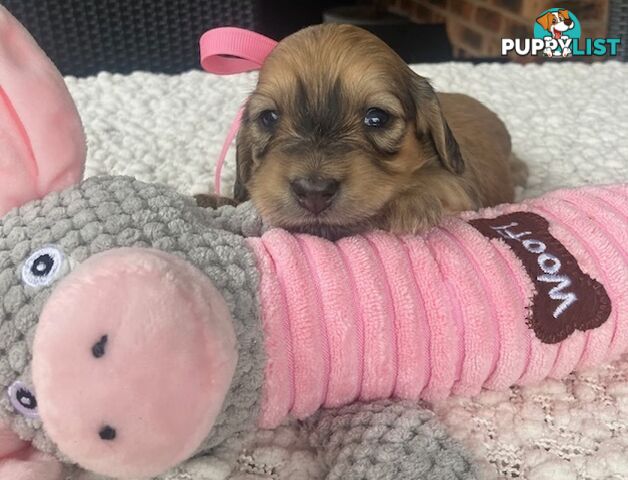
left=199, top=24, right=526, bottom=239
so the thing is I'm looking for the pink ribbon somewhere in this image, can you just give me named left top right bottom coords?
left=200, top=27, right=278, bottom=196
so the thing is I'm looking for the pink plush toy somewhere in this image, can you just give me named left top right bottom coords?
left=251, top=185, right=626, bottom=426
left=0, top=5, right=626, bottom=480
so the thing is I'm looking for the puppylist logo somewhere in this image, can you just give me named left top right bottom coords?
left=502, top=7, right=621, bottom=58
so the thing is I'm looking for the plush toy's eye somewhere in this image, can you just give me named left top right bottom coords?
left=22, top=246, right=64, bottom=287
left=259, top=110, right=279, bottom=129
left=364, top=108, right=390, bottom=128
left=8, top=381, right=39, bottom=418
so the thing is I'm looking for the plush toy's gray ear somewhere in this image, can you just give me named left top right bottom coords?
left=306, top=400, right=479, bottom=480
left=199, top=200, right=267, bottom=238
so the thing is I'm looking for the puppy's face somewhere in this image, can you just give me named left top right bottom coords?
left=235, top=24, right=462, bottom=239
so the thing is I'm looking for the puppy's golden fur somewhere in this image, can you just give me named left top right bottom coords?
left=230, top=24, right=525, bottom=239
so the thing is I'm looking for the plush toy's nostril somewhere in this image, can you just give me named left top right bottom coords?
left=91, top=335, right=108, bottom=358
left=32, top=248, right=238, bottom=479
left=98, top=425, right=116, bottom=441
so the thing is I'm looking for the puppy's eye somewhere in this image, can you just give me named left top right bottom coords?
left=552, top=18, right=557, bottom=24
left=259, top=110, right=280, bottom=129
left=364, top=108, right=389, bottom=128
left=22, top=246, right=64, bottom=287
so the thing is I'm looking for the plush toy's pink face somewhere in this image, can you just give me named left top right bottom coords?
left=1, top=6, right=240, bottom=478
left=31, top=248, right=238, bottom=479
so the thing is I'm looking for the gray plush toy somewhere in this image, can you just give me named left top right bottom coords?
left=0, top=6, right=476, bottom=480
left=0, top=177, right=477, bottom=480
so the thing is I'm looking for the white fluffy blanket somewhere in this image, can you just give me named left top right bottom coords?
left=67, top=61, right=628, bottom=480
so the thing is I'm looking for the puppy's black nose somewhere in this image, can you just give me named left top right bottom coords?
left=564, top=18, right=573, bottom=26
left=291, top=177, right=339, bottom=214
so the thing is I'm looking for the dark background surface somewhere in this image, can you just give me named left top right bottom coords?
left=2, top=0, right=454, bottom=77
left=4, top=0, right=624, bottom=77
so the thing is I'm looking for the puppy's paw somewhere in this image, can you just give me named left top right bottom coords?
left=383, top=198, right=444, bottom=235
left=509, top=153, right=529, bottom=188
left=544, top=48, right=554, bottom=57
left=388, top=219, right=438, bottom=236
left=194, top=193, right=238, bottom=209
left=562, top=48, right=572, bottom=57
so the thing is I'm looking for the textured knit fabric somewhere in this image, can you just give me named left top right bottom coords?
left=306, top=401, right=478, bottom=480
left=0, top=175, right=265, bottom=465
left=200, top=201, right=267, bottom=238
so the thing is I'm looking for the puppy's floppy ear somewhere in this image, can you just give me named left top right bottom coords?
left=408, top=72, right=464, bottom=174
left=234, top=106, right=256, bottom=202
left=234, top=130, right=253, bottom=202
left=536, top=12, right=553, bottom=31
left=559, top=9, right=570, bottom=20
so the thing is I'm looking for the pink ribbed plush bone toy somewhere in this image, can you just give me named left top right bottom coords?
left=0, top=5, right=627, bottom=479
left=250, top=185, right=626, bottom=427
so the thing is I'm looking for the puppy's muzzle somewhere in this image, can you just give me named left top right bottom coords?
left=291, top=176, right=340, bottom=214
